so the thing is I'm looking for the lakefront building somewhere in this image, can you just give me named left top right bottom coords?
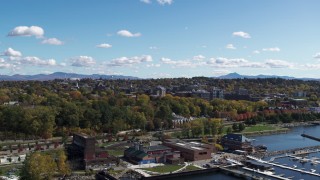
left=163, top=139, right=214, bottom=161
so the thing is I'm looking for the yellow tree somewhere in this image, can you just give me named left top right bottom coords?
left=56, top=150, right=71, bottom=176
left=20, top=152, right=57, bottom=180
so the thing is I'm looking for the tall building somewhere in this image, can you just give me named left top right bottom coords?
left=155, top=86, right=166, bottom=97
left=211, top=87, right=224, bottom=99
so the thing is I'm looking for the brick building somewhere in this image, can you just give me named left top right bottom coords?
left=163, top=139, right=214, bottom=161
left=67, top=133, right=118, bottom=169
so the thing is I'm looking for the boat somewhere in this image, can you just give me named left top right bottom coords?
left=293, top=165, right=297, bottom=168
left=256, top=169, right=274, bottom=175
left=311, top=161, right=318, bottom=165
left=300, top=158, right=308, bottom=163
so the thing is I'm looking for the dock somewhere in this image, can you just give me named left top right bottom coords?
left=301, top=133, right=320, bottom=142
left=219, top=166, right=263, bottom=180
left=242, top=167, right=290, bottom=180
left=247, top=156, right=320, bottom=177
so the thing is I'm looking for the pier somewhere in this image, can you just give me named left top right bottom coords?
left=219, top=166, right=263, bottom=180
left=242, top=167, right=290, bottom=180
left=301, top=133, right=320, bottom=142
left=247, top=156, right=320, bottom=178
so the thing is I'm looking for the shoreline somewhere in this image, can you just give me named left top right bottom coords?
left=244, top=121, right=319, bottom=137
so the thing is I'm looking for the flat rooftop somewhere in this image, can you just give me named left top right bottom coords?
left=164, top=139, right=210, bottom=151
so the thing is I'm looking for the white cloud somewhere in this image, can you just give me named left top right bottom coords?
left=108, top=55, right=152, bottom=66
left=303, top=63, right=320, bottom=69
left=157, top=0, right=173, bottom=5
left=264, top=59, right=293, bottom=68
left=140, top=0, right=151, bottom=4
left=193, top=55, right=206, bottom=61
left=207, top=57, right=251, bottom=68
left=232, top=31, right=251, bottom=38
left=96, top=43, right=112, bottom=48
left=207, top=57, right=294, bottom=69
left=0, top=63, right=12, bottom=69
left=160, top=57, right=205, bottom=68
left=0, top=58, right=12, bottom=69
left=226, top=44, right=236, bottom=49
left=3, top=48, right=22, bottom=57
left=8, top=26, right=44, bottom=38
left=21, top=56, right=56, bottom=66
left=71, top=56, right=96, bottom=67
left=117, top=30, right=141, bottom=37
left=146, top=63, right=161, bottom=67
left=41, top=38, right=63, bottom=45
left=253, top=50, right=260, bottom=54
left=262, top=47, right=280, bottom=52
left=149, top=46, right=158, bottom=50
left=313, top=53, right=320, bottom=59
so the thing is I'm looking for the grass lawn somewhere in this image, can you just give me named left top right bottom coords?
left=141, top=165, right=183, bottom=173
left=107, top=149, right=124, bottom=157
left=184, top=165, right=201, bottom=171
left=0, top=164, right=22, bottom=176
left=242, top=124, right=279, bottom=133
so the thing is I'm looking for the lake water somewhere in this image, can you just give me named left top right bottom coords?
left=180, top=125, right=320, bottom=180
left=251, top=125, right=320, bottom=151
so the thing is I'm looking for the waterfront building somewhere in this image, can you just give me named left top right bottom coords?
left=124, top=142, right=182, bottom=164
left=163, top=139, right=214, bottom=161
left=221, top=133, right=253, bottom=152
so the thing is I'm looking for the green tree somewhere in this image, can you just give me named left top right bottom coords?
left=20, top=152, right=57, bottom=180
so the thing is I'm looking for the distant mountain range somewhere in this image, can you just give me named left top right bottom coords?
left=0, top=72, right=318, bottom=81
left=216, top=72, right=318, bottom=80
left=0, top=72, right=139, bottom=81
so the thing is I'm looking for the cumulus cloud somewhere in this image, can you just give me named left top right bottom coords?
left=108, top=55, right=152, bottom=66
left=207, top=57, right=251, bottom=68
left=96, top=43, right=112, bottom=48
left=140, top=0, right=151, bottom=3
left=313, top=53, right=320, bottom=59
left=226, top=44, right=236, bottom=49
left=160, top=57, right=205, bottom=68
left=71, top=56, right=96, bottom=67
left=21, top=56, right=56, bottom=66
left=193, top=55, right=206, bottom=61
left=117, top=30, right=141, bottom=37
left=0, top=58, right=11, bottom=69
left=265, top=59, right=293, bottom=68
left=303, top=63, right=320, bottom=69
left=232, top=31, right=251, bottom=38
left=8, top=26, right=44, bottom=38
left=146, top=63, right=161, bottom=67
left=0, top=63, right=12, bottom=69
left=262, top=47, right=280, bottom=52
left=3, top=48, right=22, bottom=57
left=207, top=57, right=294, bottom=69
left=157, top=0, right=173, bottom=5
left=41, top=38, right=64, bottom=45
left=253, top=50, right=260, bottom=54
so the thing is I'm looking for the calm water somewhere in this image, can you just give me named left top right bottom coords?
left=183, top=125, right=320, bottom=180
left=167, top=173, right=240, bottom=180
left=251, top=125, right=320, bottom=151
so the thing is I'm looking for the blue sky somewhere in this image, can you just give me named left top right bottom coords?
left=1, top=0, right=320, bottom=78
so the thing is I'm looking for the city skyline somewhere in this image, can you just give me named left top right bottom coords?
left=1, top=0, right=320, bottom=78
